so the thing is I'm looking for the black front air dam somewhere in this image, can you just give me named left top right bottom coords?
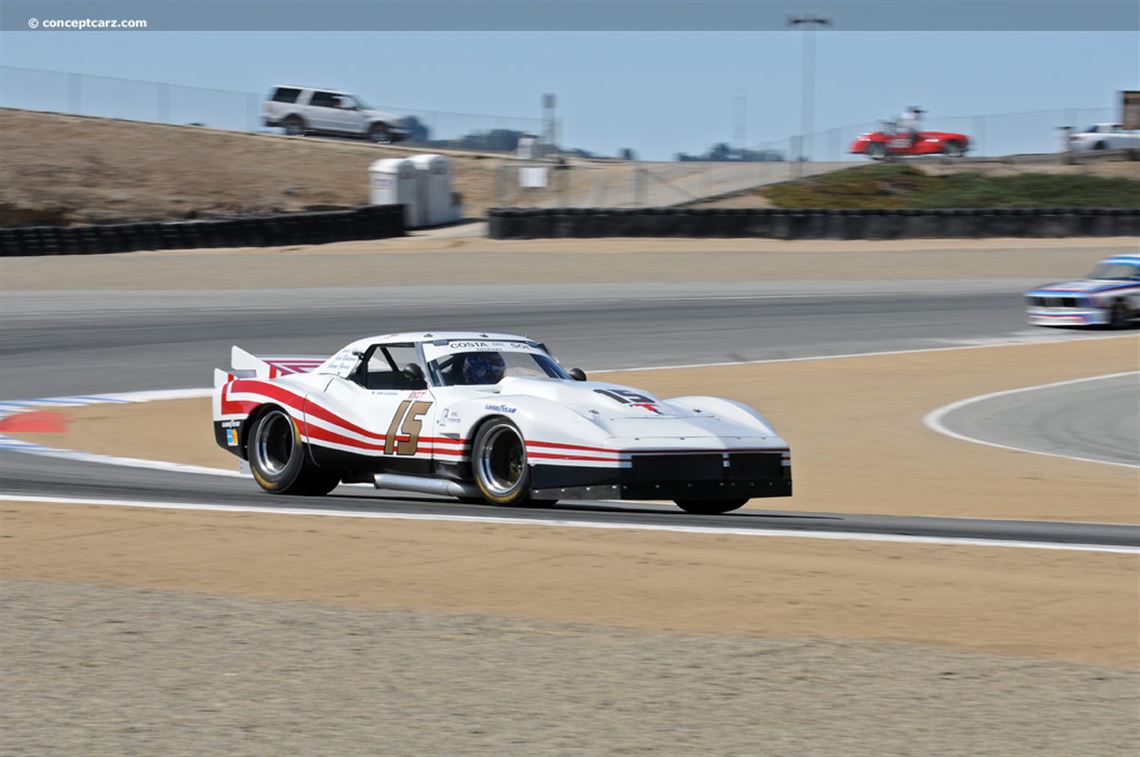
left=529, top=452, right=792, bottom=502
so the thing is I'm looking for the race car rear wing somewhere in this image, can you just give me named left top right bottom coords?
left=213, top=346, right=327, bottom=387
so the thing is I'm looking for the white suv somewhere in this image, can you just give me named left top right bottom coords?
left=1068, top=123, right=1140, bottom=152
left=263, top=86, right=409, bottom=143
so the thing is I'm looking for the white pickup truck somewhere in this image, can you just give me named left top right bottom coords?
left=262, top=86, right=408, bottom=144
left=1068, top=123, right=1140, bottom=151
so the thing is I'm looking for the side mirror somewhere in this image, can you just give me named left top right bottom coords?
left=568, top=368, right=587, bottom=382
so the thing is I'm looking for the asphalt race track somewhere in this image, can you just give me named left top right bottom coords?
left=0, top=278, right=1070, bottom=397
left=934, top=372, right=1140, bottom=467
left=2, top=277, right=1137, bottom=549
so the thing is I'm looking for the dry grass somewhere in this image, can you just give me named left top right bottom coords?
left=0, top=109, right=523, bottom=224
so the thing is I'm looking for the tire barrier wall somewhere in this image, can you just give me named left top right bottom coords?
left=0, top=204, right=405, bottom=257
left=487, top=208, right=1140, bottom=240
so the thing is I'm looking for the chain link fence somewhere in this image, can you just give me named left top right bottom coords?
left=753, top=107, right=1117, bottom=162
left=1, top=64, right=1127, bottom=216
left=0, top=65, right=543, bottom=152
left=492, top=159, right=868, bottom=208
left=2, top=65, right=1117, bottom=162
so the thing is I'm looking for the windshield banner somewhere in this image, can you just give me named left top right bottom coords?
left=422, top=339, right=542, bottom=362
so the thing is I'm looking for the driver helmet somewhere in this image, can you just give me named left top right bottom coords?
left=462, top=352, right=506, bottom=385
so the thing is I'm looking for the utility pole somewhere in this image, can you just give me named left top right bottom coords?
left=788, top=14, right=831, bottom=176
left=542, top=93, right=557, bottom=159
left=734, top=89, right=747, bottom=158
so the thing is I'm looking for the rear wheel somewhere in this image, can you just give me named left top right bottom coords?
left=282, top=115, right=305, bottom=137
left=674, top=498, right=750, bottom=515
left=247, top=408, right=340, bottom=495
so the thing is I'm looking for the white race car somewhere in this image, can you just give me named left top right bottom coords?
left=1025, top=254, right=1140, bottom=328
left=213, top=332, right=791, bottom=514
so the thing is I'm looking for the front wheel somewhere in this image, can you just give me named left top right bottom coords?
left=1109, top=301, right=1132, bottom=329
left=247, top=408, right=340, bottom=495
left=674, top=498, right=750, bottom=515
left=866, top=143, right=887, bottom=161
left=282, top=116, right=305, bottom=137
left=942, top=140, right=966, bottom=158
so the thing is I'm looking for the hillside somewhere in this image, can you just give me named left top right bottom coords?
left=760, top=163, right=1140, bottom=209
left=0, top=109, right=511, bottom=225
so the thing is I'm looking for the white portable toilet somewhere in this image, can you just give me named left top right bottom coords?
left=516, top=134, right=538, bottom=159
left=369, top=158, right=420, bottom=228
left=410, top=154, right=461, bottom=227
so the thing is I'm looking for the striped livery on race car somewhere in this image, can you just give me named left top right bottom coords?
left=212, top=332, right=791, bottom=514
left=1024, top=254, right=1140, bottom=328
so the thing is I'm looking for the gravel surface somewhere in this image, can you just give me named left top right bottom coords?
left=2, top=580, right=1136, bottom=756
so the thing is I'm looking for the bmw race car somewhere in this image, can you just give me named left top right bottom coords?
left=1025, top=254, right=1140, bottom=328
left=213, top=332, right=791, bottom=514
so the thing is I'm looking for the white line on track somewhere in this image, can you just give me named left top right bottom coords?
left=3, top=493, right=1135, bottom=554
left=591, top=333, right=1136, bottom=373
left=923, top=371, right=1140, bottom=469
left=0, top=437, right=242, bottom=477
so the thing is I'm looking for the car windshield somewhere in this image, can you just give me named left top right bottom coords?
left=1088, top=262, right=1140, bottom=280
left=349, top=95, right=369, bottom=109
left=429, top=350, right=570, bottom=386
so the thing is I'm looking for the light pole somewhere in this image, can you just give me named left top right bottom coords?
left=788, top=14, right=831, bottom=175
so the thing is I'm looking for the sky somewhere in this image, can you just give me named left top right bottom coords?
left=1, top=31, right=1137, bottom=159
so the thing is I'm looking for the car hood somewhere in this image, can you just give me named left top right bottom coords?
left=474, top=377, right=780, bottom=441
left=363, top=108, right=403, bottom=125
left=1028, top=279, right=1132, bottom=294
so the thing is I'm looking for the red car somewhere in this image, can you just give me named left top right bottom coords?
left=850, top=129, right=969, bottom=159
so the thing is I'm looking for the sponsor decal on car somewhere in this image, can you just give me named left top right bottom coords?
left=594, top=388, right=663, bottom=414
left=422, top=340, right=542, bottom=361
left=485, top=403, right=517, bottom=414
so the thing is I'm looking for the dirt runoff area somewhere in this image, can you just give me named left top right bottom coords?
left=2, top=496, right=1138, bottom=753
left=2, top=577, right=1135, bottom=756
left=1, top=235, right=1133, bottom=292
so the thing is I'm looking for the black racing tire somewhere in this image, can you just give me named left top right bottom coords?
left=1109, top=300, right=1132, bottom=329
left=247, top=407, right=340, bottom=495
left=673, top=498, right=750, bottom=515
left=368, top=123, right=393, bottom=144
left=1093, top=141, right=1108, bottom=151
left=283, top=115, right=305, bottom=137
left=942, top=140, right=966, bottom=158
left=866, top=142, right=887, bottom=161
left=470, top=417, right=537, bottom=506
